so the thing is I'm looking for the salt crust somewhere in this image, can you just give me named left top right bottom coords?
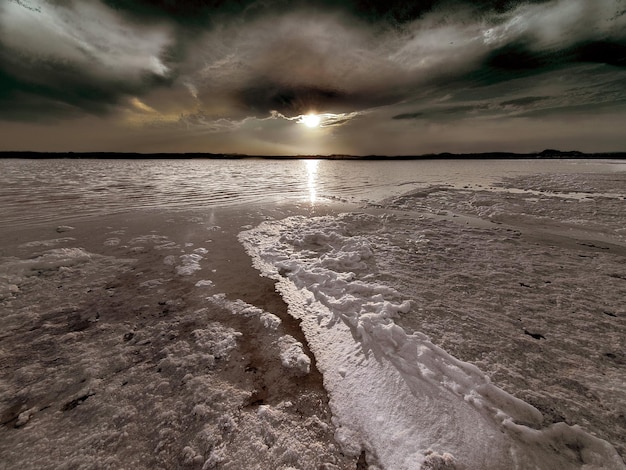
left=0, top=243, right=341, bottom=469
left=240, top=213, right=626, bottom=470
left=277, top=335, right=311, bottom=376
left=209, top=295, right=309, bottom=376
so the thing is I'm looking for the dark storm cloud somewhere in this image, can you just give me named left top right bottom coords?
left=483, top=42, right=556, bottom=72
left=0, top=49, right=171, bottom=121
left=0, top=0, right=174, bottom=121
left=1, top=0, right=626, bottom=135
left=392, top=112, right=425, bottom=120
left=176, top=7, right=417, bottom=121
left=237, top=82, right=348, bottom=116
left=236, top=80, right=406, bottom=117
left=500, top=96, right=549, bottom=108
left=477, top=38, right=626, bottom=81
left=393, top=104, right=494, bottom=120
left=100, top=0, right=554, bottom=25
left=570, top=40, right=626, bottom=67
left=512, top=98, right=626, bottom=119
left=151, top=0, right=623, bottom=124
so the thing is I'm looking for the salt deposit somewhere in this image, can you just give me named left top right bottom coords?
left=1, top=162, right=624, bottom=469
left=0, top=217, right=350, bottom=469
left=240, top=200, right=626, bottom=469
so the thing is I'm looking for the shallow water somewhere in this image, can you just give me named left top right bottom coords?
left=1, top=158, right=624, bottom=227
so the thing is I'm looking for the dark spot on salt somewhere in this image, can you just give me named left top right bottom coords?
left=62, top=392, right=95, bottom=411
left=524, top=329, right=545, bottom=340
left=244, top=386, right=269, bottom=409
left=123, top=332, right=135, bottom=341
left=579, top=242, right=609, bottom=250
left=67, top=313, right=90, bottom=332
left=603, top=311, right=617, bottom=317
left=519, top=282, right=531, bottom=288
left=1, top=402, right=27, bottom=427
left=565, top=441, right=585, bottom=462
left=608, top=273, right=626, bottom=280
left=356, top=451, right=368, bottom=470
left=604, top=353, right=616, bottom=359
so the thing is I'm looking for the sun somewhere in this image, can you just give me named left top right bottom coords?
left=301, top=113, right=321, bottom=128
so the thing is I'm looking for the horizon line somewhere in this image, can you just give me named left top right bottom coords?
left=1, top=149, right=626, bottom=160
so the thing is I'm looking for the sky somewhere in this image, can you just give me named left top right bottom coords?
left=0, top=0, right=625, bottom=155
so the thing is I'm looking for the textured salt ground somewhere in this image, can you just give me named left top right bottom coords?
left=232, top=170, right=625, bottom=467
left=1, top=171, right=624, bottom=468
left=241, top=210, right=625, bottom=468
left=367, top=172, right=626, bottom=460
left=0, top=205, right=359, bottom=470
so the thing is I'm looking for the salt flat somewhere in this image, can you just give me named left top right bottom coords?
left=1, top=168, right=624, bottom=469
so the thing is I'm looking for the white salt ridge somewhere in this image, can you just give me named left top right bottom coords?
left=1, top=248, right=93, bottom=278
left=104, top=237, right=121, bottom=246
left=211, top=295, right=282, bottom=330
left=140, top=278, right=165, bottom=288
left=171, top=247, right=210, bottom=276
left=19, top=237, right=76, bottom=248
left=176, top=253, right=203, bottom=276
left=239, top=214, right=626, bottom=470
left=130, top=234, right=179, bottom=250
left=0, top=282, right=19, bottom=300
left=192, top=323, right=242, bottom=359
left=278, top=335, right=311, bottom=376
left=209, top=295, right=309, bottom=376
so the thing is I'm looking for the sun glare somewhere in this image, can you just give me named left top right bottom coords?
left=301, top=113, right=321, bottom=128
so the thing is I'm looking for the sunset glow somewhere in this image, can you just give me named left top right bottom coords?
left=1, top=0, right=625, bottom=155
left=301, top=114, right=321, bottom=128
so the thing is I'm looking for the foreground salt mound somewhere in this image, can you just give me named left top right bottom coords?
left=240, top=213, right=625, bottom=470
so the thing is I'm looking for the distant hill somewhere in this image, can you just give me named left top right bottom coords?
left=0, top=150, right=624, bottom=160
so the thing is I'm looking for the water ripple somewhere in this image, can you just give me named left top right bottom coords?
left=1, top=158, right=623, bottom=227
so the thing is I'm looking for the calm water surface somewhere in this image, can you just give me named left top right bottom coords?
left=0, top=158, right=624, bottom=227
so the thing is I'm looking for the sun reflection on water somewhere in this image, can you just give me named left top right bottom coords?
left=305, top=159, right=319, bottom=204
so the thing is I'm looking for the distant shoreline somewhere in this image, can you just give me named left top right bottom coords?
left=1, top=150, right=625, bottom=160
